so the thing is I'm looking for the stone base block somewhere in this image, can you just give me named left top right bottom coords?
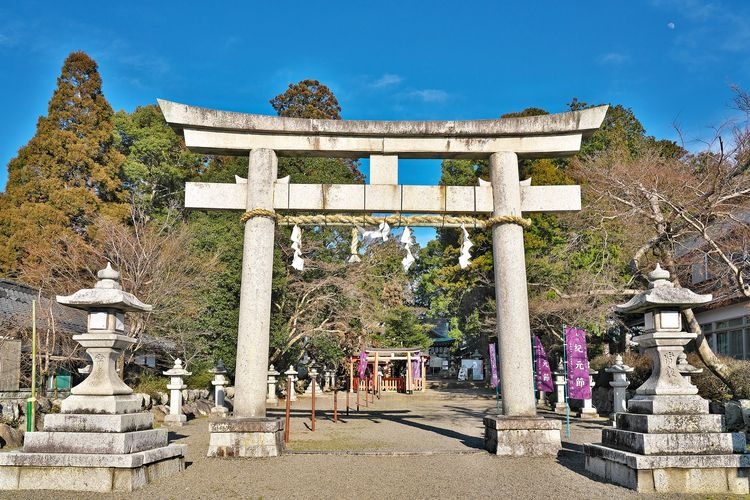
left=23, top=428, right=168, bottom=455
left=601, top=428, right=736, bottom=455
left=578, top=408, right=599, bottom=419
left=43, top=412, right=154, bottom=433
left=0, top=444, right=185, bottom=492
left=163, top=414, right=187, bottom=426
left=554, top=403, right=568, bottom=414
left=207, top=417, right=284, bottom=458
left=584, top=443, right=750, bottom=494
left=210, top=407, right=229, bottom=417
left=627, top=395, right=708, bottom=415
left=483, top=416, right=561, bottom=457
left=60, top=394, right=143, bottom=415
left=616, top=412, right=723, bottom=434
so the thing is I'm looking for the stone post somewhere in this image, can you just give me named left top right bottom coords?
left=266, top=365, right=279, bottom=405
left=483, top=152, right=561, bottom=456
left=489, top=152, right=536, bottom=416
left=164, top=359, right=191, bottom=426
left=605, top=354, right=633, bottom=417
left=579, top=370, right=599, bottom=419
left=554, top=359, right=567, bottom=414
left=209, top=359, right=229, bottom=417
left=285, top=365, right=298, bottom=402
left=234, top=148, right=278, bottom=418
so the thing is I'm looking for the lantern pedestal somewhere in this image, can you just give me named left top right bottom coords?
left=483, top=416, right=561, bottom=457
left=0, top=264, right=186, bottom=493
left=584, top=265, right=750, bottom=494
left=207, top=417, right=285, bottom=458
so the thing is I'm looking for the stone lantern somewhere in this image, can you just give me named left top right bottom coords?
left=584, top=264, right=750, bottom=494
left=305, top=367, right=319, bottom=396
left=605, top=354, right=633, bottom=417
left=163, top=359, right=191, bottom=426
left=209, top=359, right=229, bottom=416
left=59, top=263, right=152, bottom=414
left=285, top=365, right=298, bottom=402
left=0, top=263, right=186, bottom=492
left=266, top=365, right=279, bottom=405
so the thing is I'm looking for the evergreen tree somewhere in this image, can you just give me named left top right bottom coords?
left=0, top=51, right=127, bottom=278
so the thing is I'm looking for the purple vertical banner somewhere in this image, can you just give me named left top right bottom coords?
left=489, top=343, right=499, bottom=388
left=533, top=336, right=554, bottom=392
left=357, top=351, right=367, bottom=379
left=412, top=351, right=421, bottom=380
left=565, top=326, right=591, bottom=399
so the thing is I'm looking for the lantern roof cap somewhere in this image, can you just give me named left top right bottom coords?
left=614, top=264, right=711, bottom=314
left=56, top=263, right=152, bottom=313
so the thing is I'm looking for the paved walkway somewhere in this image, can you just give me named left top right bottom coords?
left=1, top=387, right=711, bottom=499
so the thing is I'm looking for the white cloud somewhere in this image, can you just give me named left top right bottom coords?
left=370, top=73, right=403, bottom=88
left=599, top=52, right=630, bottom=64
left=409, top=89, right=449, bottom=103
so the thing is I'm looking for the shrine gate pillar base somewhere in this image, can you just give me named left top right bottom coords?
left=484, top=151, right=561, bottom=457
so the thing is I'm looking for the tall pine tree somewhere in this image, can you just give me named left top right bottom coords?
left=0, top=51, right=127, bottom=279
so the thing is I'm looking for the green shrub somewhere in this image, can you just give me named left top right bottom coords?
left=688, top=353, right=750, bottom=402
left=132, top=371, right=169, bottom=400
left=185, top=360, right=215, bottom=390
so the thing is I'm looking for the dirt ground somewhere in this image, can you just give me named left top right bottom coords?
left=0, top=386, right=727, bottom=499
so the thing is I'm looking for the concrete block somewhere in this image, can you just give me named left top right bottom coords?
left=112, top=467, right=146, bottom=492
left=43, top=412, right=154, bottom=433
left=627, top=395, right=708, bottom=415
left=208, top=416, right=284, bottom=433
left=370, top=155, right=398, bottom=185
left=616, top=413, right=723, bottom=434
left=445, top=186, right=476, bottom=213
left=163, top=414, right=187, bottom=426
left=23, top=429, right=168, bottom=455
left=17, top=466, right=113, bottom=492
left=273, top=182, right=289, bottom=209
left=401, top=185, right=445, bottom=212
left=0, top=467, right=19, bottom=489
left=364, top=184, right=400, bottom=211
left=60, top=394, right=143, bottom=415
left=483, top=416, right=561, bottom=457
left=185, top=182, right=246, bottom=210
left=288, top=184, right=323, bottom=210
left=520, top=185, right=581, bottom=212
left=602, top=428, right=734, bottom=455
left=321, top=184, right=364, bottom=211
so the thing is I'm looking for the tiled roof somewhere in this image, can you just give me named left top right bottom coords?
left=0, top=279, right=87, bottom=335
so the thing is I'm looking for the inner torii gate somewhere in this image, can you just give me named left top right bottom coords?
left=159, top=99, right=607, bottom=457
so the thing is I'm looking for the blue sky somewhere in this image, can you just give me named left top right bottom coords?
left=1, top=0, right=749, bottom=242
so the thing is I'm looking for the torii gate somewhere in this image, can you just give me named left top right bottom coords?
left=159, top=99, right=607, bottom=457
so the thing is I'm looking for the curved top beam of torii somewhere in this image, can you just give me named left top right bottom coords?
left=158, top=99, right=608, bottom=159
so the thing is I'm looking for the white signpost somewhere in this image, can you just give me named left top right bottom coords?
left=159, top=99, right=607, bottom=457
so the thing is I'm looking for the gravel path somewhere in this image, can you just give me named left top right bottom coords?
left=0, top=387, right=722, bottom=499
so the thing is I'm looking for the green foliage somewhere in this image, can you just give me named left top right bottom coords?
left=0, top=51, right=128, bottom=277
left=307, top=334, right=345, bottom=368
left=270, top=79, right=342, bottom=119
left=690, top=353, right=750, bottom=401
left=375, top=306, right=431, bottom=349
left=185, top=360, right=215, bottom=390
left=114, top=105, right=204, bottom=214
left=132, top=371, right=169, bottom=400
